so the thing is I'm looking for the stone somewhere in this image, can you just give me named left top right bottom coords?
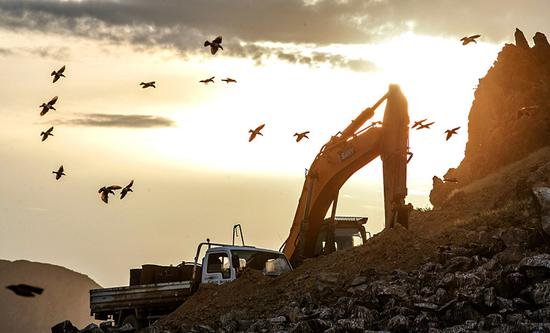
left=269, top=316, right=287, bottom=324
left=519, top=254, right=550, bottom=279
left=515, top=28, right=530, bottom=49
left=533, top=187, right=550, bottom=236
left=500, top=227, right=530, bottom=249
left=51, top=320, right=80, bottom=333
left=528, top=280, right=550, bottom=305
left=445, top=256, right=472, bottom=273
left=386, top=314, right=409, bottom=333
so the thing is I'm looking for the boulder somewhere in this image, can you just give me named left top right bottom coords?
left=518, top=254, right=550, bottom=279
left=386, top=314, right=409, bottom=333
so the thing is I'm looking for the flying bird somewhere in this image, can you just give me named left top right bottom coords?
left=52, top=165, right=65, bottom=180
left=248, top=124, right=265, bottom=142
left=293, top=131, right=310, bottom=142
left=120, top=180, right=134, bottom=199
left=6, top=284, right=44, bottom=297
left=221, top=78, right=237, bottom=84
left=416, top=122, right=435, bottom=130
left=140, top=81, right=156, bottom=89
left=445, top=127, right=461, bottom=141
left=98, top=185, right=122, bottom=204
left=204, top=36, right=223, bottom=55
left=412, top=119, right=428, bottom=129
left=460, top=35, right=481, bottom=45
left=51, top=65, right=66, bottom=83
left=39, top=96, right=58, bottom=116
left=41, top=126, right=54, bottom=142
left=200, top=76, right=215, bottom=84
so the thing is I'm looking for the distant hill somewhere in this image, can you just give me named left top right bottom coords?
left=0, top=259, right=100, bottom=333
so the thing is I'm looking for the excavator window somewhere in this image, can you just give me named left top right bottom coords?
left=206, top=252, right=231, bottom=279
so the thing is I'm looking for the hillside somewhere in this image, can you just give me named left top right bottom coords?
left=0, top=260, right=100, bottom=333
left=150, top=29, right=550, bottom=333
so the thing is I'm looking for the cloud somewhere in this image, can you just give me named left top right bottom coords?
left=1, top=0, right=549, bottom=68
left=0, top=47, right=13, bottom=56
left=57, top=113, right=176, bottom=128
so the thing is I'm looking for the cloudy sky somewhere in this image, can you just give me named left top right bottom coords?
left=1, top=0, right=549, bottom=287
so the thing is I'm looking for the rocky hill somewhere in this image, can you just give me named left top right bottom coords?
left=430, top=29, right=550, bottom=207
left=0, top=260, right=100, bottom=333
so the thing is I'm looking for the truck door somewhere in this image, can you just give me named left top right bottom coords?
left=203, top=251, right=233, bottom=284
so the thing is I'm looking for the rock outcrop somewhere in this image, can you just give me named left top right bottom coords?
left=431, top=29, right=550, bottom=207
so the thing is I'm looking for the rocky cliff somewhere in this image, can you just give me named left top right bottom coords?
left=431, top=29, right=550, bottom=207
left=0, top=260, right=100, bottom=333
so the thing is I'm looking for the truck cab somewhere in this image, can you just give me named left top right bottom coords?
left=199, top=245, right=292, bottom=285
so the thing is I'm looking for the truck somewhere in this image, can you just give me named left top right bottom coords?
left=90, top=226, right=292, bottom=330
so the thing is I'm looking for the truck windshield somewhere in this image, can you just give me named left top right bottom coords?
left=231, top=250, right=291, bottom=274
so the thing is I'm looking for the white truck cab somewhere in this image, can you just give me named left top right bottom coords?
left=198, top=245, right=292, bottom=285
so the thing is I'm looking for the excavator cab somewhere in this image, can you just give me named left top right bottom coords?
left=314, top=216, right=369, bottom=255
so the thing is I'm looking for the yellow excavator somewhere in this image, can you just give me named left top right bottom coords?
left=282, top=84, right=411, bottom=265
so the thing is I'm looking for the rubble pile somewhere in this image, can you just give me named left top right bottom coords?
left=431, top=29, right=550, bottom=207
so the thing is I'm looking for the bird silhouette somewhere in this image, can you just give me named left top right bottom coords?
left=248, top=124, right=265, bottom=142
left=445, top=127, right=461, bottom=141
left=199, top=76, right=215, bottom=84
left=204, top=36, right=223, bottom=55
left=41, top=126, right=54, bottom=142
left=293, top=131, right=310, bottom=142
left=221, top=78, right=237, bottom=84
left=98, top=185, right=122, bottom=204
left=416, top=121, right=435, bottom=130
left=140, top=81, right=156, bottom=89
left=51, top=65, right=66, bottom=83
left=120, top=180, right=134, bottom=199
left=39, top=96, right=58, bottom=116
left=412, top=119, right=428, bottom=129
left=52, top=165, right=65, bottom=180
left=6, top=284, right=44, bottom=297
left=460, top=35, right=481, bottom=45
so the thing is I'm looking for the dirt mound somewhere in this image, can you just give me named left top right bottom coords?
left=154, top=150, right=550, bottom=332
left=431, top=29, right=550, bottom=207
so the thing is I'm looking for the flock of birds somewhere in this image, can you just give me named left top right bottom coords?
left=38, top=66, right=135, bottom=204
left=6, top=33, right=485, bottom=298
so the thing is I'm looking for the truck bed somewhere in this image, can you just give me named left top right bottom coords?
left=90, top=281, right=193, bottom=314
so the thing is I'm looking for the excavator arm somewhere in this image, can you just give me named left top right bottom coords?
left=283, top=84, right=410, bottom=265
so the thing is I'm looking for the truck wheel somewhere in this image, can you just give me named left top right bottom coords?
left=121, top=314, right=144, bottom=330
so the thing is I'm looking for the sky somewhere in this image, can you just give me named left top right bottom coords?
left=1, top=0, right=549, bottom=287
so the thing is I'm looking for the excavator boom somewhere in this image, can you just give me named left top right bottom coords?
left=283, top=84, right=409, bottom=265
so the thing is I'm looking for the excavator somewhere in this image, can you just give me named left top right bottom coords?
left=282, top=84, right=411, bottom=266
